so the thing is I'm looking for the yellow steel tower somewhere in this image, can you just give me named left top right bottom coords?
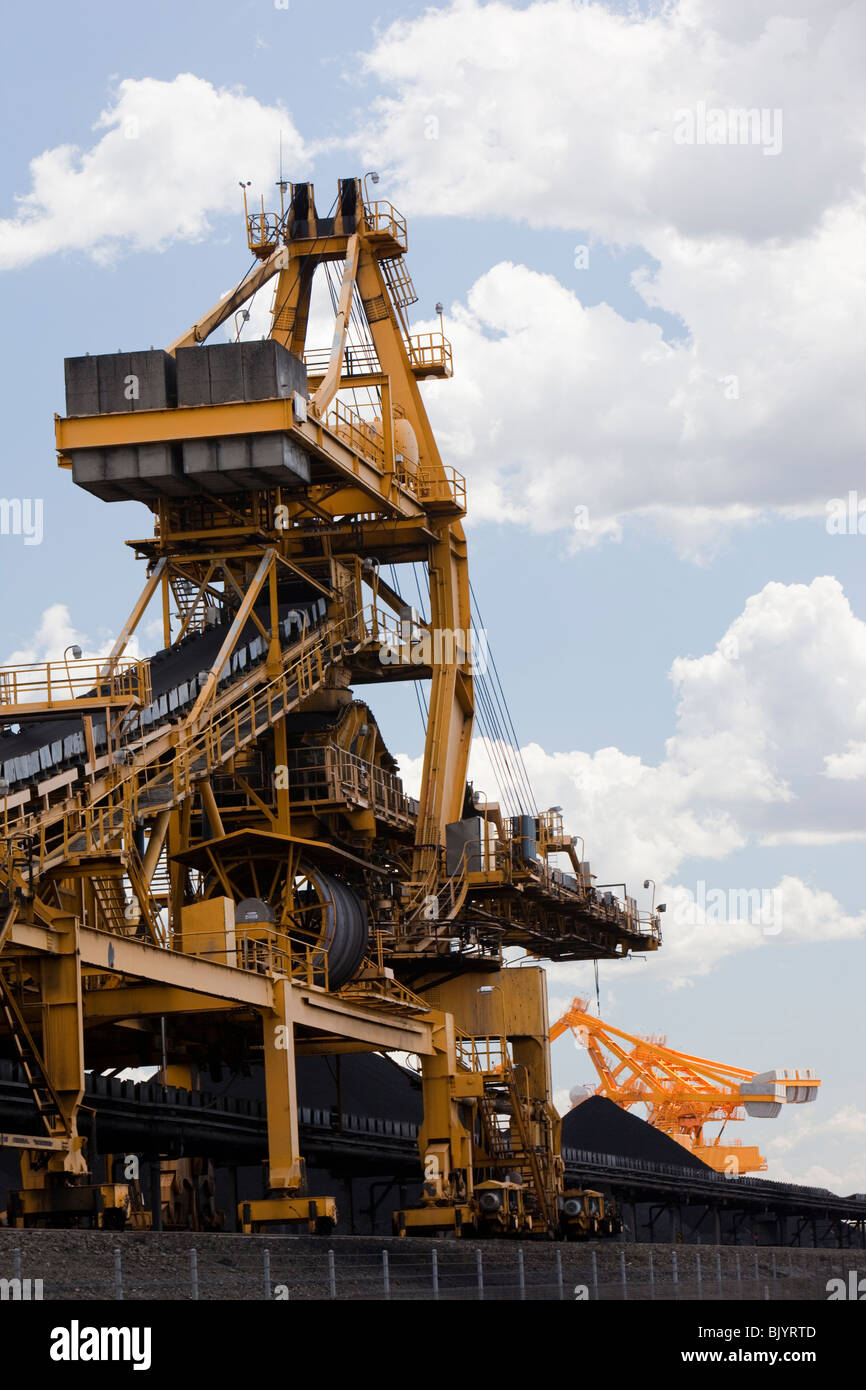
left=0, top=179, right=661, bottom=1235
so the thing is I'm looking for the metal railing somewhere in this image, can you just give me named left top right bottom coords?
left=280, top=745, right=417, bottom=827
left=406, top=465, right=466, bottom=511
left=0, top=657, right=151, bottom=714
left=456, top=1032, right=511, bottom=1074
left=246, top=212, right=282, bottom=256
left=404, top=845, right=471, bottom=926
left=324, top=399, right=385, bottom=466
left=405, top=331, right=452, bottom=376
left=178, top=924, right=330, bottom=987
left=363, top=200, right=408, bottom=250
left=304, top=343, right=379, bottom=377
left=306, top=332, right=450, bottom=381
left=2, top=605, right=402, bottom=877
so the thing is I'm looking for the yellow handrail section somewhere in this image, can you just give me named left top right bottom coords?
left=324, top=399, right=385, bottom=466
left=363, top=200, right=408, bottom=250
left=1, top=605, right=401, bottom=873
left=405, top=331, right=453, bottom=377
left=0, top=657, right=151, bottom=718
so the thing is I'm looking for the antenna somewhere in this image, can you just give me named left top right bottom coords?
left=276, top=131, right=288, bottom=224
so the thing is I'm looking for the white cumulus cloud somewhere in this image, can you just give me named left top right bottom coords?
left=397, top=574, right=866, bottom=982
left=0, top=75, right=304, bottom=269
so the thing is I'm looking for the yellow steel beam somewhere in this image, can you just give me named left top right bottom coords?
left=40, top=919, right=86, bottom=1139
left=8, top=923, right=436, bottom=1049
left=99, top=558, right=167, bottom=671
left=284, top=987, right=436, bottom=1054
left=0, top=1132, right=70, bottom=1152
left=56, top=403, right=425, bottom=519
left=83, top=985, right=250, bottom=1020
left=77, top=928, right=274, bottom=1007
left=187, top=549, right=275, bottom=723
left=140, top=810, right=170, bottom=884
left=264, top=978, right=303, bottom=1190
left=167, top=246, right=290, bottom=354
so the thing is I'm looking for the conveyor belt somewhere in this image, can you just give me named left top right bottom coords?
left=1, top=1059, right=864, bottom=1224
left=1, top=592, right=328, bottom=792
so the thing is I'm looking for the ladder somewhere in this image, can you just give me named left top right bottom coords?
left=0, top=973, right=68, bottom=1138
left=505, top=1075, right=553, bottom=1231
left=478, top=1092, right=510, bottom=1162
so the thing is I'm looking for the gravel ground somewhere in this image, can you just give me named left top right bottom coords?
left=0, top=1229, right=851, bottom=1301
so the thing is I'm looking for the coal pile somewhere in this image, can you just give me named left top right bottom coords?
left=561, top=1096, right=711, bottom=1171
left=297, top=1054, right=423, bottom=1123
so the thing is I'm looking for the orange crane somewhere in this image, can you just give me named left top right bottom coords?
left=550, top=998, right=819, bottom=1174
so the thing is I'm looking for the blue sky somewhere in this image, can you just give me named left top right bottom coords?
left=2, top=0, right=865, bottom=1190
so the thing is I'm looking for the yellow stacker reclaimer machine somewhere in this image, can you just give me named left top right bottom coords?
left=0, top=179, right=661, bottom=1235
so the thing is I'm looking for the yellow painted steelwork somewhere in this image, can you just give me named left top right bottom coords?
left=0, top=179, right=660, bottom=1235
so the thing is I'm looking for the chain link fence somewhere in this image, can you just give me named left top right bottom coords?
left=0, top=1234, right=855, bottom=1301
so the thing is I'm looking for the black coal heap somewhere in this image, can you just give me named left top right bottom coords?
left=561, top=1095, right=711, bottom=1171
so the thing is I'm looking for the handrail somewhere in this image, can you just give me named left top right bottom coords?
left=405, top=843, right=471, bottom=926
left=282, top=744, right=417, bottom=825
left=405, top=331, right=452, bottom=375
left=395, top=464, right=466, bottom=511
left=304, top=343, right=379, bottom=376
left=363, top=200, right=407, bottom=248
left=179, top=923, right=330, bottom=987
left=306, top=332, right=451, bottom=380
left=324, top=399, right=385, bottom=466
left=3, top=604, right=401, bottom=874
left=0, top=657, right=151, bottom=713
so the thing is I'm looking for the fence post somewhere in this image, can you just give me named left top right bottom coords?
left=328, top=1249, right=336, bottom=1299
left=672, top=1248, right=679, bottom=1301
left=591, top=1248, right=599, bottom=1301
left=476, top=1248, right=484, bottom=1302
left=432, top=1249, right=439, bottom=1301
left=556, top=1248, right=564, bottom=1301
left=736, top=1250, right=742, bottom=1297
left=648, top=1249, right=655, bottom=1301
left=263, top=1248, right=271, bottom=1301
left=383, top=1250, right=391, bottom=1301
left=620, top=1249, right=628, bottom=1301
left=517, top=1247, right=526, bottom=1301
left=716, top=1250, right=723, bottom=1298
left=754, top=1251, right=760, bottom=1298
left=190, top=1248, right=199, bottom=1302
left=771, top=1251, right=777, bottom=1299
left=696, top=1250, right=702, bottom=1299
left=114, top=1247, right=123, bottom=1302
